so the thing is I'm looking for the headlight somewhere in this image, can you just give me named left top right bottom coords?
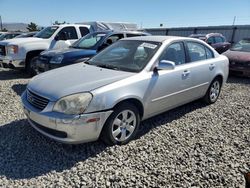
left=50, top=55, right=64, bottom=64
left=7, top=45, right=18, bottom=54
left=53, top=93, right=92, bottom=115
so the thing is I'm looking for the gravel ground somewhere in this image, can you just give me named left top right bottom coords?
left=0, top=67, right=249, bottom=187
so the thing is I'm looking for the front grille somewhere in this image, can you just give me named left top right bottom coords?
left=0, top=45, right=6, bottom=56
left=27, top=90, right=49, bottom=110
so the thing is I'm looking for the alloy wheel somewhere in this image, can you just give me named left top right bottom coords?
left=111, top=110, right=137, bottom=142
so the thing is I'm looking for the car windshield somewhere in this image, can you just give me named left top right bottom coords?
left=34, top=26, right=59, bottom=39
left=230, top=39, right=250, bottom=52
left=0, top=34, right=6, bottom=40
left=71, top=32, right=106, bottom=49
left=87, top=40, right=161, bottom=73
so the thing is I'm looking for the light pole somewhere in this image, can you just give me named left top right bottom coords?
left=0, top=15, right=3, bottom=31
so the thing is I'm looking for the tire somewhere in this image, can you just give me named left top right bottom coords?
left=25, top=56, right=37, bottom=76
left=101, top=102, right=140, bottom=145
left=203, top=78, right=222, bottom=104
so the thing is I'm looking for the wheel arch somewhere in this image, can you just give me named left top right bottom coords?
left=25, top=50, right=44, bottom=63
left=213, top=74, right=223, bottom=85
left=112, top=97, right=144, bottom=119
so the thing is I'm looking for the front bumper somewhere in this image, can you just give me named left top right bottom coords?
left=32, top=59, right=61, bottom=74
left=0, top=55, right=25, bottom=68
left=229, top=66, right=250, bottom=77
left=21, top=91, right=113, bottom=144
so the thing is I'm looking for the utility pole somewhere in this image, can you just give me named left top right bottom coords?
left=232, top=16, right=236, bottom=25
left=0, top=15, right=3, bottom=31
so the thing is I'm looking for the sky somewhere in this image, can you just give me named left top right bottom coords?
left=0, top=0, right=250, bottom=28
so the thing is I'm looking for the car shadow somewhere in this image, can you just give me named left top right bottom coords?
left=227, top=75, right=250, bottom=85
left=12, top=83, right=27, bottom=96
left=0, top=119, right=107, bottom=180
left=0, top=100, right=207, bottom=180
left=0, top=68, right=30, bottom=80
left=136, top=100, right=207, bottom=139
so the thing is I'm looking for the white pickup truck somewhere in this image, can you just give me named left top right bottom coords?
left=0, top=24, right=91, bottom=72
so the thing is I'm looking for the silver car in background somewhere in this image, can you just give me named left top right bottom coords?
left=21, top=36, right=229, bottom=145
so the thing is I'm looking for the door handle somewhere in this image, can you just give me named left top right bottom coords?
left=209, top=64, right=215, bottom=70
left=182, top=70, right=190, bottom=77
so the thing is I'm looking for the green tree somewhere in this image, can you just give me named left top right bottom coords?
left=26, top=22, right=38, bottom=31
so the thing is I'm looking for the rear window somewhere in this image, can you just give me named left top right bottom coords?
left=79, top=27, right=90, bottom=37
left=187, top=42, right=214, bottom=62
left=214, top=36, right=225, bottom=43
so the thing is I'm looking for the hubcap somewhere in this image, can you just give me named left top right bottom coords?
left=209, top=81, right=220, bottom=102
left=111, top=110, right=136, bottom=142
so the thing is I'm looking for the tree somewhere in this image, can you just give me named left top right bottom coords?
left=53, top=21, right=66, bottom=25
left=27, top=22, right=38, bottom=31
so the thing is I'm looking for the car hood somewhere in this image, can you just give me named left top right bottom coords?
left=41, top=48, right=96, bottom=57
left=223, top=50, right=250, bottom=62
left=28, top=63, right=135, bottom=101
left=0, top=37, right=45, bottom=45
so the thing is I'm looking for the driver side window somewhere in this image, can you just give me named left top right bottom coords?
left=159, top=42, right=186, bottom=65
left=57, top=27, right=78, bottom=40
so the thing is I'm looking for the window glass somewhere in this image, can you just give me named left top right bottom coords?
left=207, top=37, right=214, bottom=44
left=214, top=36, right=225, bottom=43
left=187, top=42, right=207, bottom=62
left=126, top=33, right=143, bottom=37
left=205, top=47, right=214, bottom=59
left=58, top=27, right=78, bottom=40
left=105, top=34, right=124, bottom=45
left=159, top=42, right=186, bottom=65
left=72, top=33, right=106, bottom=49
left=89, top=40, right=161, bottom=73
left=230, top=39, right=250, bottom=52
left=79, top=27, right=89, bottom=37
left=35, top=26, right=58, bottom=39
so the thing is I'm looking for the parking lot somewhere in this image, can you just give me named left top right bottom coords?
left=0, top=67, right=249, bottom=187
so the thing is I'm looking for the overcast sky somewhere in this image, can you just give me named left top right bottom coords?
left=0, top=0, right=250, bottom=28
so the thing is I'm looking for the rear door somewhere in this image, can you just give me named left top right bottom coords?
left=184, top=41, right=216, bottom=99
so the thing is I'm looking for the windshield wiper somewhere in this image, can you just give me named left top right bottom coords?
left=95, top=64, right=120, bottom=70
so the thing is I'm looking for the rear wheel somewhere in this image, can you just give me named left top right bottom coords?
left=101, top=103, right=140, bottom=145
left=203, top=78, right=221, bottom=104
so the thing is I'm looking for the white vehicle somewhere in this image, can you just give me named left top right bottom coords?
left=0, top=24, right=91, bottom=72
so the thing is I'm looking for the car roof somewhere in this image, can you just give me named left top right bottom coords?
left=90, top=30, right=149, bottom=35
left=190, top=33, right=223, bottom=38
left=121, top=35, right=187, bottom=43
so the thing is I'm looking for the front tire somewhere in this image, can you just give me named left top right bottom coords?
left=203, top=78, right=221, bottom=104
left=101, top=103, right=140, bottom=145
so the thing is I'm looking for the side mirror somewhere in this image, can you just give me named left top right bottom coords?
left=156, top=60, right=175, bottom=71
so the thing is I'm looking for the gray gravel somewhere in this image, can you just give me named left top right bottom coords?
left=0, top=67, right=249, bottom=187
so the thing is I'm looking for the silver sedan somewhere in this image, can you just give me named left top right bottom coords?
left=21, top=36, right=229, bottom=145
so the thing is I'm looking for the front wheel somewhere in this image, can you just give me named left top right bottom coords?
left=101, top=103, right=140, bottom=145
left=203, top=78, right=221, bottom=104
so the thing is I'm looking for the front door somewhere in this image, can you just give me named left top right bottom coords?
left=145, top=42, right=192, bottom=117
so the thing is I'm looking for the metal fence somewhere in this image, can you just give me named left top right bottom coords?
left=144, top=25, right=250, bottom=43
